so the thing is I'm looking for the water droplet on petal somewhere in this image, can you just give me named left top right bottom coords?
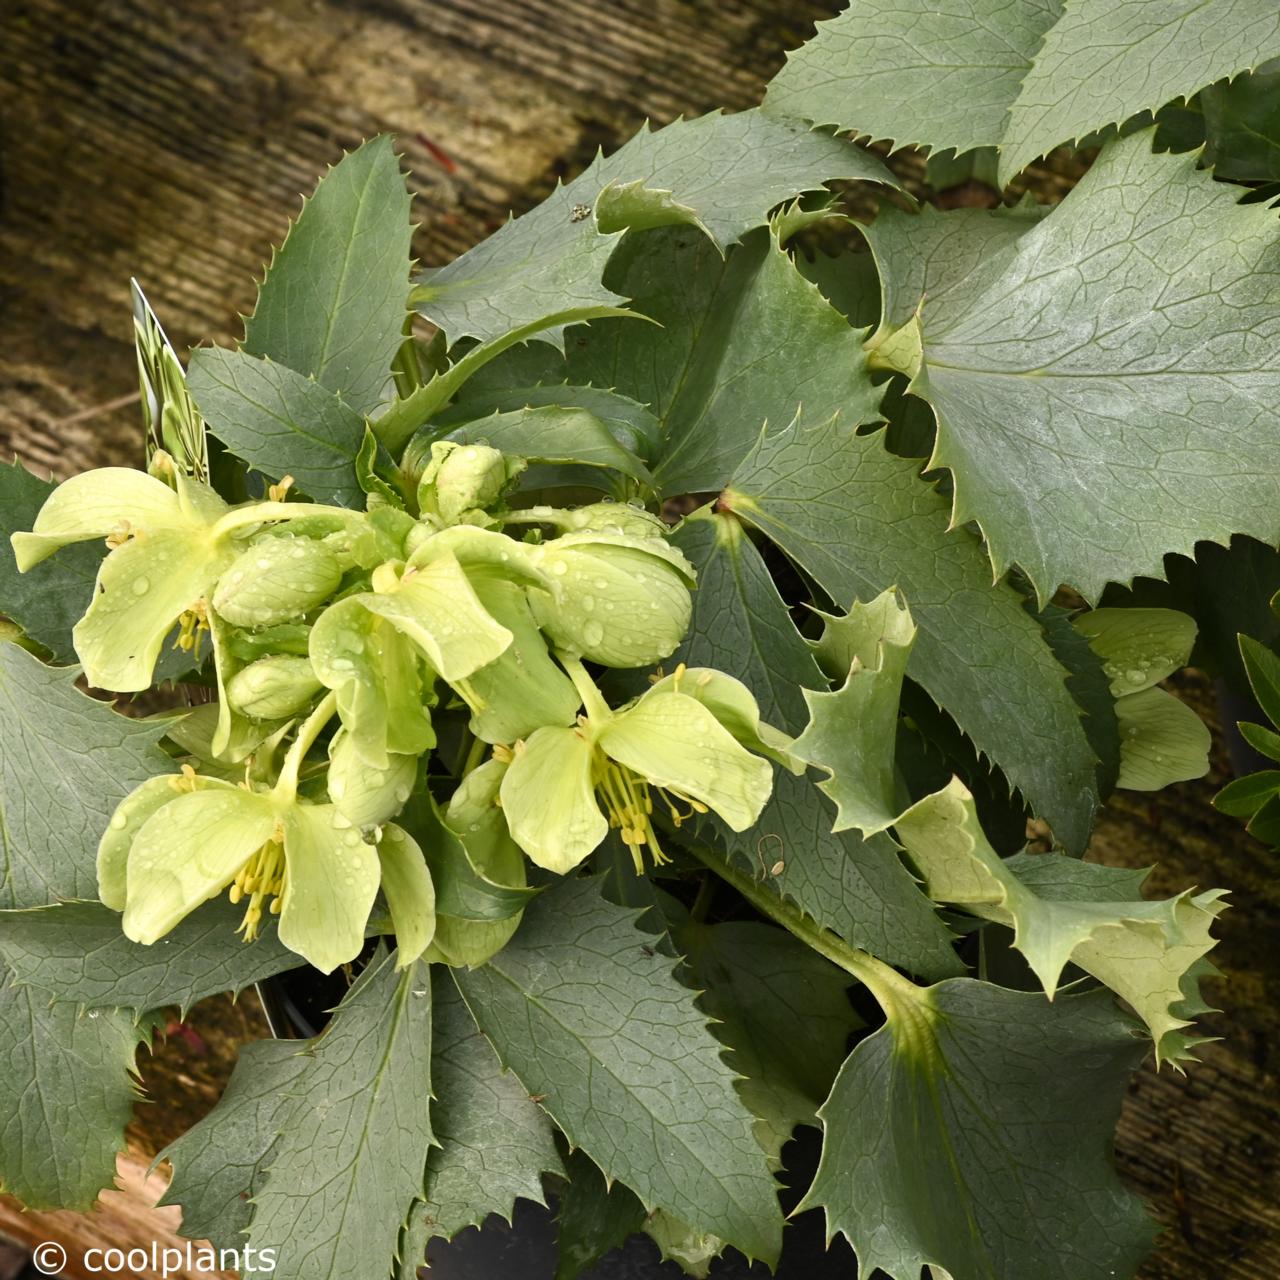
left=110, top=812, right=128, bottom=830
left=131, top=576, right=150, bottom=596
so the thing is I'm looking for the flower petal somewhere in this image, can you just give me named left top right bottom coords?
left=328, top=728, right=417, bottom=827
left=11, top=468, right=185, bottom=570
left=376, top=825, right=436, bottom=966
left=278, top=803, right=380, bottom=973
left=74, top=529, right=228, bottom=691
left=98, top=774, right=188, bottom=910
left=599, top=690, right=774, bottom=831
left=361, top=550, right=512, bottom=683
left=123, top=785, right=274, bottom=944
left=499, top=725, right=607, bottom=873
left=463, top=578, right=580, bottom=744
left=310, top=597, right=435, bottom=768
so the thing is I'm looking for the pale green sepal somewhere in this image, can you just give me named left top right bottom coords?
left=310, top=596, right=435, bottom=769
left=791, top=590, right=916, bottom=835
left=600, top=691, right=773, bottom=832
left=376, top=825, right=436, bottom=966
left=405, top=523, right=547, bottom=589
left=123, top=784, right=275, bottom=944
left=97, top=774, right=196, bottom=911
left=528, top=531, right=694, bottom=667
left=278, top=803, right=380, bottom=973
left=211, top=535, right=342, bottom=628
left=10, top=467, right=186, bottom=569
left=1115, top=687, right=1211, bottom=791
left=647, top=666, right=801, bottom=775
left=463, top=578, right=580, bottom=744
left=444, top=757, right=518, bottom=871
left=894, top=778, right=1226, bottom=1065
left=425, top=914, right=522, bottom=968
left=363, top=551, right=512, bottom=681
left=226, top=654, right=323, bottom=722
left=1072, top=608, right=1197, bottom=696
left=74, top=528, right=233, bottom=692
left=328, top=728, right=418, bottom=827
left=208, top=607, right=278, bottom=762
left=501, top=726, right=607, bottom=873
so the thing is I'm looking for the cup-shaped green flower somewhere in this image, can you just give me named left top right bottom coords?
left=418, top=441, right=524, bottom=526
left=212, top=534, right=343, bottom=627
left=526, top=529, right=695, bottom=667
left=391, top=525, right=580, bottom=743
left=100, top=694, right=435, bottom=972
left=327, top=727, right=418, bottom=828
left=10, top=463, right=359, bottom=691
left=499, top=660, right=775, bottom=874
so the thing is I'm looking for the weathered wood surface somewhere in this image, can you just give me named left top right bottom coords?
left=0, top=3, right=1276, bottom=1277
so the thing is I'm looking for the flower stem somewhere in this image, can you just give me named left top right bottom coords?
left=685, top=840, right=924, bottom=1021
left=558, top=653, right=612, bottom=724
left=274, top=691, right=338, bottom=802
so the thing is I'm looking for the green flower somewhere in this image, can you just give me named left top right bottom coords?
left=10, top=464, right=355, bottom=692
left=211, top=534, right=343, bottom=627
left=418, top=441, right=524, bottom=525
left=327, top=727, right=418, bottom=828
left=226, top=654, right=325, bottom=721
left=499, top=661, right=776, bottom=874
left=526, top=529, right=694, bottom=667
left=100, top=696, right=435, bottom=972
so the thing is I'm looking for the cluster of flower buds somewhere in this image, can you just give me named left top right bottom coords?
left=12, top=447, right=788, bottom=972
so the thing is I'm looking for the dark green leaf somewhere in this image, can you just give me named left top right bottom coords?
left=158, top=1037, right=310, bottom=1248
left=418, top=972, right=562, bottom=1242
left=1246, top=789, right=1280, bottom=845
left=249, top=952, right=434, bottom=1280
left=802, top=981, right=1155, bottom=1280
left=568, top=226, right=881, bottom=495
left=1202, top=59, right=1280, bottom=179
left=416, top=109, right=896, bottom=346
left=0, top=643, right=170, bottom=908
left=0, top=899, right=303, bottom=1013
left=554, top=1149, right=646, bottom=1280
left=1214, top=769, right=1280, bottom=818
left=671, top=513, right=960, bottom=977
left=1240, top=635, right=1280, bottom=729
left=1239, top=721, right=1280, bottom=763
left=0, top=983, right=146, bottom=1209
left=723, top=419, right=1098, bottom=852
left=187, top=347, right=366, bottom=506
left=0, top=461, right=103, bottom=662
left=244, top=136, right=412, bottom=414
left=678, top=918, right=859, bottom=1160
left=455, top=876, right=783, bottom=1265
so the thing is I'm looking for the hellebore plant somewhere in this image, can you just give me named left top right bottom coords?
left=12, top=4, right=1280, bottom=1277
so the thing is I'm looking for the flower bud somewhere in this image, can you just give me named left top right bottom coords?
left=226, top=655, right=324, bottom=721
left=527, top=530, right=695, bottom=667
left=418, top=442, right=522, bottom=525
left=560, top=502, right=669, bottom=538
left=212, top=536, right=342, bottom=627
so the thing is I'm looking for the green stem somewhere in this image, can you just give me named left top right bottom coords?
left=460, top=732, right=487, bottom=778
left=686, top=840, right=923, bottom=1020
left=273, top=691, right=338, bottom=803
left=558, top=653, right=612, bottom=724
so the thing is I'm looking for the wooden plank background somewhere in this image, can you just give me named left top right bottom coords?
left=1, top=2, right=1277, bottom=1277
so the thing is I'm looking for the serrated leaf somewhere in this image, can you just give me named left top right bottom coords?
left=0, top=643, right=170, bottom=908
left=245, top=136, right=412, bottom=415
left=0, top=983, right=146, bottom=1209
left=0, top=462, right=105, bottom=662
left=187, top=348, right=366, bottom=506
left=1000, top=1, right=1280, bottom=183
left=454, top=875, right=783, bottom=1265
left=0, top=899, right=303, bottom=1014
left=895, top=779, right=1225, bottom=1064
left=670, top=514, right=960, bottom=978
left=1114, top=686, right=1211, bottom=791
left=868, top=133, right=1280, bottom=602
left=678, top=919, right=860, bottom=1161
left=801, top=979, right=1155, bottom=1280
left=416, top=109, right=896, bottom=346
left=416, top=971, right=561, bottom=1243
left=793, top=590, right=914, bottom=836
left=249, top=952, right=434, bottom=1280
left=568, top=225, right=882, bottom=496
left=554, top=1149, right=646, bottom=1280
left=763, top=0, right=1063, bottom=157
left=1202, top=59, right=1280, bottom=180
left=158, top=1037, right=310, bottom=1248
left=723, top=419, right=1098, bottom=852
